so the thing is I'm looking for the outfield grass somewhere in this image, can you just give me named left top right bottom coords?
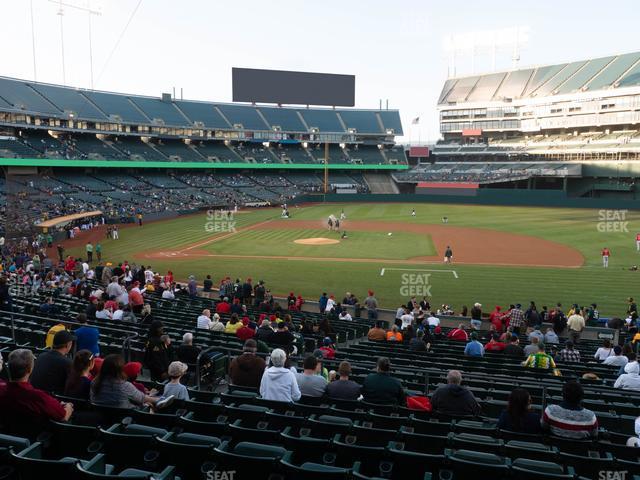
left=65, top=203, right=640, bottom=317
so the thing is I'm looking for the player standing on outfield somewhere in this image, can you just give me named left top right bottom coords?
left=444, top=245, right=453, bottom=264
left=636, top=232, right=640, bottom=251
left=601, top=247, right=610, bottom=268
left=411, top=208, right=416, bottom=217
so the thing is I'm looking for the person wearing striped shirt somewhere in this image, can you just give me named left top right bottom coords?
left=523, top=343, right=556, bottom=370
left=541, top=381, right=598, bottom=439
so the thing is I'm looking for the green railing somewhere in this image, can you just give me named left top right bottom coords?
left=0, top=157, right=409, bottom=170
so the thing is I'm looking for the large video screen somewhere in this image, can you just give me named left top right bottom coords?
left=232, top=68, right=355, bottom=107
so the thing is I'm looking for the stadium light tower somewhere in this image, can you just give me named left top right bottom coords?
left=48, top=0, right=102, bottom=87
left=443, top=26, right=530, bottom=76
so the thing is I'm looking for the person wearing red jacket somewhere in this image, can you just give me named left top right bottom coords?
left=447, top=324, right=469, bottom=342
left=485, top=334, right=506, bottom=352
left=236, top=320, right=256, bottom=341
left=489, top=306, right=504, bottom=333
left=216, top=298, right=231, bottom=314
left=64, top=256, right=76, bottom=274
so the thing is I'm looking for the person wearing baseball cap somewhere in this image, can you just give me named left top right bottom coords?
left=30, top=330, right=75, bottom=394
left=162, top=362, right=189, bottom=401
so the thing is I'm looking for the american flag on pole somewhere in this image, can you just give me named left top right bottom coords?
left=412, top=117, right=420, bottom=125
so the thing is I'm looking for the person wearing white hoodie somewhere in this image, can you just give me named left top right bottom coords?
left=259, top=349, right=301, bottom=402
left=614, top=361, right=640, bottom=391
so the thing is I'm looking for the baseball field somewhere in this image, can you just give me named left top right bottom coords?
left=62, top=202, right=640, bottom=317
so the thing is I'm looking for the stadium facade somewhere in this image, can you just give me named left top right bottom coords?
left=394, top=51, right=640, bottom=199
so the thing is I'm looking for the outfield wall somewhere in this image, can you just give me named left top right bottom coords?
left=293, top=190, right=640, bottom=210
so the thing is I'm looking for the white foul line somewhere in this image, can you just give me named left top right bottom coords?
left=380, top=267, right=459, bottom=279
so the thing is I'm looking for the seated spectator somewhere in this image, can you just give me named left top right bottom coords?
left=447, top=324, right=468, bottom=342
left=162, top=362, right=190, bottom=400
left=269, top=321, right=294, bottom=349
left=528, top=327, right=544, bottom=344
left=229, top=339, right=266, bottom=389
left=594, top=339, right=614, bottom=362
left=409, top=330, right=428, bottom=351
left=112, top=303, right=125, bottom=321
left=523, top=343, right=556, bottom=370
left=236, top=319, right=256, bottom=341
left=557, top=341, right=581, bottom=363
left=123, top=361, right=146, bottom=393
left=543, top=328, right=559, bottom=345
left=0, top=349, right=73, bottom=437
left=464, top=332, right=485, bottom=357
left=603, top=345, right=628, bottom=367
left=224, top=314, right=243, bottom=334
left=196, top=309, right=213, bottom=330
left=386, top=325, right=403, bottom=342
left=431, top=370, right=481, bottom=417
left=326, top=361, right=361, bottom=401
left=541, top=380, right=598, bottom=439
left=259, top=348, right=301, bottom=402
left=216, top=297, right=231, bottom=314
left=255, top=319, right=274, bottom=341
left=210, top=313, right=225, bottom=332
left=295, top=355, right=327, bottom=397
left=361, top=357, right=406, bottom=405
left=176, top=332, right=200, bottom=365
left=503, top=335, right=524, bottom=358
left=30, top=330, right=74, bottom=394
left=614, top=361, right=640, bottom=391
left=75, top=313, right=100, bottom=356
left=523, top=336, right=540, bottom=357
left=497, top=388, right=542, bottom=434
left=338, top=310, right=352, bottom=321
left=485, top=334, right=506, bottom=352
left=367, top=322, right=387, bottom=341
left=45, top=322, right=68, bottom=348
left=319, top=337, right=336, bottom=359
left=91, top=354, right=168, bottom=409
left=64, top=349, right=94, bottom=400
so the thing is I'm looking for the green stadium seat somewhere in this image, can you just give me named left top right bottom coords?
left=446, top=449, right=510, bottom=479
left=511, top=458, right=576, bottom=480
left=213, top=441, right=287, bottom=480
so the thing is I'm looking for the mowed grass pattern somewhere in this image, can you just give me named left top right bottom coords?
left=202, top=228, right=436, bottom=259
left=66, top=203, right=640, bottom=317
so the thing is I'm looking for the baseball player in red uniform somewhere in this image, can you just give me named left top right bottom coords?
left=636, top=233, right=640, bottom=251
left=602, top=247, right=610, bottom=268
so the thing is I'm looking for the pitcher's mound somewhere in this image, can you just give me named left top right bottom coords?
left=294, top=237, right=340, bottom=245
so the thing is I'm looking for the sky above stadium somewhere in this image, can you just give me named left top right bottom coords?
left=2, top=0, right=640, bottom=143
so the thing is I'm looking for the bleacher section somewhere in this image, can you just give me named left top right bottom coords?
left=394, top=162, right=581, bottom=184
left=0, top=274, right=638, bottom=479
left=439, top=51, right=640, bottom=104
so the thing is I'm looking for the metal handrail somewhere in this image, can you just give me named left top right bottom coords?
left=121, top=332, right=138, bottom=363
left=195, top=345, right=220, bottom=391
